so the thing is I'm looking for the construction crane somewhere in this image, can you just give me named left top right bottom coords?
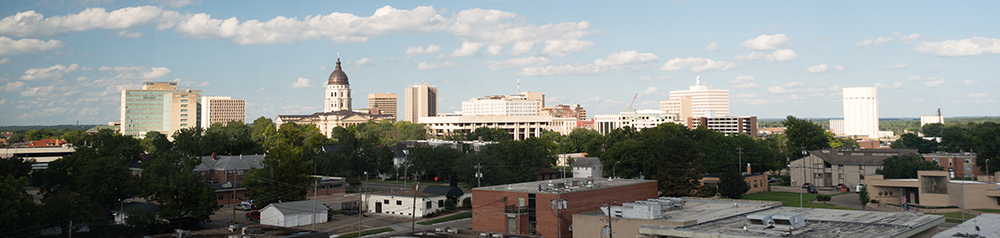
left=629, top=93, right=639, bottom=108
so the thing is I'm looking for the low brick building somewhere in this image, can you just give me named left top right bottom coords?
left=472, top=178, right=657, bottom=238
left=923, top=152, right=980, bottom=178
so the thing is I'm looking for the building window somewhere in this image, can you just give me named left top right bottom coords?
left=181, top=114, right=188, bottom=117
left=181, top=100, right=188, bottom=103
left=933, top=158, right=940, bottom=163
left=438, top=200, right=444, bottom=207
left=838, top=165, right=844, bottom=169
left=180, top=119, right=187, bottom=122
left=181, top=95, right=188, bottom=98
left=180, top=123, right=187, bottom=127
left=949, top=161, right=953, bottom=167
left=181, top=104, right=188, bottom=107
left=426, top=201, right=432, bottom=209
left=860, top=165, right=865, bottom=170
left=397, top=200, right=402, bottom=205
left=839, top=174, right=844, bottom=179
left=181, top=109, right=188, bottom=112
left=384, top=200, right=389, bottom=204
left=815, top=174, right=822, bottom=178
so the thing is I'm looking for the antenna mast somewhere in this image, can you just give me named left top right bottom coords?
left=517, top=75, right=520, bottom=94
left=630, top=93, right=639, bottom=109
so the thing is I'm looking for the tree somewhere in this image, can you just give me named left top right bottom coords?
left=0, top=175, right=39, bottom=233
left=173, top=127, right=207, bottom=156
left=139, top=152, right=219, bottom=222
left=921, top=123, right=945, bottom=137
left=243, top=142, right=314, bottom=208
left=0, top=156, right=32, bottom=179
left=891, top=133, right=938, bottom=153
left=251, top=116, right=277, bottom=149
left=26, top=128, right=55, bottom=140
left=643, top=123, right=705, bottom=196
left=859, top=184, right=870, bottom=210
left=141, top=131, right=173, bottom=154
left=717, top=171, right=750, bottom=199
left=783, top=116, right=829, bottom=159
left=876, top=154, right=943, bottom=179
left=62, top=129, right=89, bottom=146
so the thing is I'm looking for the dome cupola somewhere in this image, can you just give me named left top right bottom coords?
left=327, top=58, right=349, bottom=85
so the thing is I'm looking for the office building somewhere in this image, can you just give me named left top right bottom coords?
left=200, top=96, right=246, bottom=129
left=368, top=93, right=398, bottom=117
left=924, top=152, right=981, bottom=178
left=829, top=119, right=845, bottom=135
left=662, top=77, right=729, bottom=119
left=420, top=115, right=574, bottom=140
left=541, top=104, right=586, bottom=120
left=120, top=82, right=202, bottom=138
left=472, top=178, right=658, bottom=237
left=866, top=170, right=1000, bottom=212
left=593, top=108, right=682, bottom=135
left=404, top=83, right=438, bottom=123
left=461, top=92, right=543, bottom=117
left=921, top=115, right=944, bottom=126
left=277, top=58, right=394, bottom=137
left=686, top=116, right=758, bottom=136
left=843, top=87, right=879, bottom=138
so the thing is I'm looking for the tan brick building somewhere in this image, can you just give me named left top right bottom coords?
left=472, top=178, right=657, bottom=238
left=790, top=148, right=918, bottom=188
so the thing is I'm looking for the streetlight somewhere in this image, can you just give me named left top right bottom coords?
left=613, top=161, right=621, bottom=179
left=801, top=149, right=807, bottom=208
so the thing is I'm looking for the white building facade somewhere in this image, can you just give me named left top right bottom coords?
left=921, top=114, right=944, bottom=126
left=200, top=96, right=246, bottom=129
left=593, top=109, right=681, bottom=135
left=829, top=119, right=845, bottom=136
left=662, top=77, right=729, bottom=119
left=843, top=87, right=879, bottom=138
left=325, top=59, right=352, bottom=112
left=404, top=83, right=438, bottom=123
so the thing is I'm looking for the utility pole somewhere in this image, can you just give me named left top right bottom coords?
left=312, top=179, right=318, bottom=230
left=412, top=179, right=419, bottom=231
left=232, top=169, right=236, bottom=225
left=737, top=147, right=743, bottom=174
left=605, top=197, right=615, bottom=238
left=475, top=163, right=483, bottom=187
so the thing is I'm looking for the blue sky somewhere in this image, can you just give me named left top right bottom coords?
left=1, top=0, right=998, bottom=125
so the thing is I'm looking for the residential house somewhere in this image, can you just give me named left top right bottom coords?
left=260, top=200, right=328, bottom=227
left=572, top=157, right=602, bottom=179
left=789, top=148, right=918, bottom=188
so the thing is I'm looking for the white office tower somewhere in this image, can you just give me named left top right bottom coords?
left=201, top=96, right=246, bottom=129
left=663, top=76, right=729, bottom=119
left=460, top=92, right=544, bottom=116
left=404, top=83, right=438, bottom=123
left=843, top=87, right=879, bottom=138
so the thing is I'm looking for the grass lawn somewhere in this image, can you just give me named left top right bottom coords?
left=740, top=192, right=853, bottom=210
left=932, top=212, right=977, bottom=224
left=974, top=209, right=1000, bottom=214
left=338, top=227, right=394, bottom=238
left=417, top=211, right=472, bottom=225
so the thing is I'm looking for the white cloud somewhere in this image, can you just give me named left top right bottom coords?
left=766, top=49, right=797, bottom=62
left=539, top=39, right=593, bottom=57
left=705, top=42, right=719, bottom=51
left=593, top=50, right=658, bottom=68
left=487, top=56, right=549, bottom=70
left=0, top=36, right=65, bottom=55
left=20, top=85, right=55, bottom=96
left=152, top=0, right=194, bottom=8
left=899, top=33, right=921, bottom=44
left=740, top=34, right=789, bottom=50
left=727, top=75, right=755, bottom=84
left=856, top=33, right=920, bottom=48
left=733, top=83, right=760, bottom=89
left=638, top=86, right=659, bottom=96
left=511, top=41, right=534, bottom=55
left=964, top=80, right=981, bottom=86
left=521, top=63, right=605, bottom=76
left=116, top=30, right=142, bottom=38
left=912, top=37, right=1000, bottom=57
left=0, top=6, right=182, bottom=37
left=1, top=81, right=25, bottom=91
left=881, top=63, right=908, bottom=70
left=804, top=64, right=841, bottom=73
left=404, top=44, right=442, bottom=57
left=833, top=65, right=845, bottom=71
left=638, top=76, right=652, bottom=81
left=0, top=99, right=5, bottom=105
left=343, top=58, right=374, bottom=71
left=0, top=57, right=8, bottom=64
left=907, top=76, right=945, bottom=87
left=291, top=77, right=312, bottom=88
left=21, top=64, right=81, bottom=80
left=874, top=36, right=893, bottom=46
left=486, top=45, right=503, bottom=56
left=855, top=39, right=873, bottom=47
left=417, top=61, right=459, bottom=70
left=875, top=82, right=903, bottom=89
left=447, top=41, right=484, bottom=58
left=98, top=66, right=171, bottom=79
left=198, top=82, right=210, bottom=87
left=448, top=8, right=597, bottom=52
left=659, top=57, right=737, bottom=72
left=969, top=93, right=987, bottom=98
left=254, top=88, right=265, bottom=92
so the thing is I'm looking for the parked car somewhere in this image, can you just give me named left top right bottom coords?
left=245, top=211, right=260, bottom=222
left=807, top=187, right=818, bottom=194
left=801, top=183, right=812, bottom=188
left=236, top=203, right=254, bottom=211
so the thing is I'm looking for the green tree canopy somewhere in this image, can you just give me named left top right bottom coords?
left=891, top=133, right=938, bottom=153
left=876, top=154, right=943, bottom=179
left=243, top=142, right=314, bottom=208
left=139, top=152, right=219, bottom=222
left=783, top=115, right=829, bottom=159
left=717, top=171, right=750, bottom=199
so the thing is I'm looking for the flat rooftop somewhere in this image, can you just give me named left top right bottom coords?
left=933, top=213, right=1000, bottom=238
left=472, top=178, right=655, bottom=194
left=642, top=206, right=944, bottom=237
left=145, top=224, right=327, bottom=238
left=371, top=227, right=542, bottom=238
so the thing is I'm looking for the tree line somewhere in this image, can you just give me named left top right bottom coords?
left=891, top=122, right=1000, bottom=174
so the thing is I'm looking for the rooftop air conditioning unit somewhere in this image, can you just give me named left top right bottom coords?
left=491, top=233, right=504, bottom=238
left=771, top=213, right=805, bottom=231
left=746, top=214, right=774, bottom=229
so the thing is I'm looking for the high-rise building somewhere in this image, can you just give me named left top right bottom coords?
left=368, top=93, right=397, bottom=117
left=120, top=82, right=202, bottom=138
left=404, top=83, right=438, bottom=123
left=843, top=87, right=879, bottom=138
left=662, top=77, right=729, bottom=120
left=829, top=119, right=845, bottom=135
left=461, top=92, right=544, bottom=117
left=201, top=96, right=246, bottom=129
left=686, top=116, right=758, bottom=136
left=593, top=108, right=681, bottom=135
left=325, top=59, right=352, bottom=112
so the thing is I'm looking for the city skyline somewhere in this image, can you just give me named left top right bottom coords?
left=0, top=1, right=998, bottom=125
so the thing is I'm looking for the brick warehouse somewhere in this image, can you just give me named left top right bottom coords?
left=472, top=178, right=657, bottom=238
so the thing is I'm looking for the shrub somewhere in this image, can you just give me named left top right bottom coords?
left=816, top=195, right=832, bottom=203
left=461, top=197, right=472, bottom=209
left=445, top=199, right=457, bottom=211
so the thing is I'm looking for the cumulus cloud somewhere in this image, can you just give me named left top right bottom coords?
left=733, top=83, right=760, bottom=89
left=116, top=30, right=142, bottom=38
left=21, top=64, right=81, bottom=80
left=875, top=82, right=903, bottom=89
left=705, top=42, right=719, bottom=51
left=969, top=93, right=987, bottom=98
left=912, top=37, right=1000, bottom=57
left=417, top=61, right=459, bottom=70
left=291, top=77, right=312, bottom=88
left=20, top=85, right=56, bottom=96
left=727, top=75, right=755, bottom=84
left=660, top=57, right=737, bottom=72
left=855, top=39, right=874, bottom=47
left=638, top=86, right=659, bottom=96
left=899, top=33, right=921, bottom=44
left=539, top=39, right=593, bottom=57
left=804, top=64, right=842, bottom=73
left=594, top=50, right=658, bottom=68
left=98, top=66, right=171, bottom=79
left=486, top=56, right=550, bottom=70
left=734, top=49, right=797, bottom=62
left=0, top=6, right=182, bottom=37
left=197, top=82, right=210, bottom=87
left=446, top=41, right=485, bottom=57
left=964, top=80, right=980, bottom=86
left=881, top=63, right=908, bottom=70
left=152, top=0, right=195, bottom=8
left=740, top=34, right=789, bottom=50
left=767, top=82, right=842, bottom=95
left=511, top=41, right=534, bottom=55
left=343, top=58, right=374, bottom=71
left=0, top=57, right=9, bottom=64
left=486, top=45, right=503, bottom=55
left=1, top=81, right=25, bottom=91
left=404, top=44, right=441, bottom=57
left=0, top=36, right=65, bottom=55
left=907, top=76, right=945, bottom=87
left=857, top=33, right=921, bottom=47
left=833, top=65, right=845, bottom=71
left=521, top=63, right=605, bottom=76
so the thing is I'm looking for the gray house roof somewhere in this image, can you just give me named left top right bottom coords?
left=809, top=149, right=919, bottom=166
left=193, top=154, right=265, bottom=171
left=573, top=157, right=601, bottom=168
left=265, top=200, right=327, bottom=215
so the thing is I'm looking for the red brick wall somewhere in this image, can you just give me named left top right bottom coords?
left=216, top=189, right=249, bottom=205
left=472, top=181, right=657, bottom=238
left=306, top=181, right=346, bottom=197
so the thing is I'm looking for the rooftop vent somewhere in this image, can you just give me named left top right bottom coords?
left=746, top=214, right=774, bottom=229
left=772, top=213, right=805, bottom=231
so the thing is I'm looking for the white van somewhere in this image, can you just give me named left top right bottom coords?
left=236, top=203, right=254, bottom=210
